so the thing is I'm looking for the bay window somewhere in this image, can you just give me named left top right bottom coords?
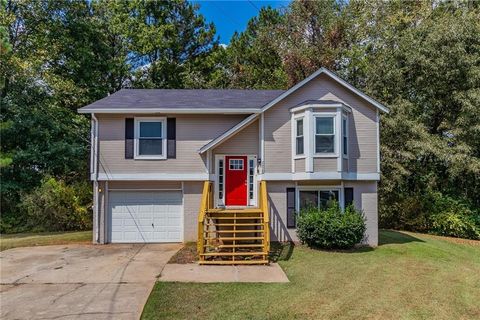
left=295, top=118, right=304, bottom=155
left=315, top=116, right=335, bottom=154
left=342, top=116, right=348, bottom=157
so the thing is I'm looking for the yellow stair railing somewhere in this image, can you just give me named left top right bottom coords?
left=197, top=181, right=213, bottom=256
left=259, top=180, right=270, bottom=254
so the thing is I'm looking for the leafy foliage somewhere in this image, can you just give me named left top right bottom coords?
left=296, top=203, right=366, bottom=249
left=18, top=177, right=91, bottom=232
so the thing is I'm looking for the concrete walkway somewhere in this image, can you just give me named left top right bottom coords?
left=0, top=243, right=181, bottom=320
left=160, top=263, right=289, bottom=283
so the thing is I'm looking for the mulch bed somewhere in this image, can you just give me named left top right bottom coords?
left=168, top=242, right=198, bottom=264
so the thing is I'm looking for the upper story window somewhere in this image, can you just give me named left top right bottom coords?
left=295, top=118, right=304, bottom=155
left=134, top=117, right=166, bottom=159
left=315, top=116, right=335, bottom=154
left=342, top=116, right=348, bottom=157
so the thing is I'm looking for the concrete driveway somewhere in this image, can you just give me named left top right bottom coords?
left=0, top=243, right=181, bottom=320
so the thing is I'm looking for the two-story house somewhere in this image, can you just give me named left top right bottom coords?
left=79, top=68, right=389, bottom=264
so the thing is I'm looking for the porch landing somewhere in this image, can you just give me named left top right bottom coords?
left=159, top=263, right=289, bottom=283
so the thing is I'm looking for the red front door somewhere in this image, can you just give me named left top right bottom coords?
left=225, top=156, right=248, bottom=206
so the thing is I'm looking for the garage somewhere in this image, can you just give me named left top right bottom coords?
left=108, top=191, right=183, bottom=243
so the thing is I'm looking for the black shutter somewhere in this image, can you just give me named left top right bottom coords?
left=286, top=188, right=296, bottom=228
left=344, top=187, right=354, bottom=207
left=125, top=118, right=134, bottom=159
left=167, top=118, right=176, bottom=159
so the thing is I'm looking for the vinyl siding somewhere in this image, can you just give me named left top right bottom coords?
left=267, top=181, right=297, bottom=242
left=264, top=73, right=378, bottom=174
left=313, top=157, right=338, bottom=172
left=212, top=119, right=259, bottom=155
left=294, top=158, right=305, bottom=173
left=345, top=181, right=378, bottom=246
left=183, top=181, right=203, bottom=242
left=97, top=114, right=245, bottom=174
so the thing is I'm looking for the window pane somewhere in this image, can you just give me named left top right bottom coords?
left=139, top=139, right=163, bottom=155
left=343, top=137, right=348, bottom=155
left=296, top=137, right=304, bottom=155
left=140, top=122, right=162, bottom=138
left=299, top=191, right=318, bottom=210
left=296, top=119, right=303, bottom=136
left=316, top=117, right=334, bottom=134
left=319, top=190, right=338, bottom=208
left=315, top=135, right=334, bottom=153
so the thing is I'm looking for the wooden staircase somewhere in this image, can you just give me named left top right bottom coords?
left=197, top=181, right=270, bottom=265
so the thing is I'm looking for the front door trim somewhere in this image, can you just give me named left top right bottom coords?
left=214, top=154, right=257, bottom=208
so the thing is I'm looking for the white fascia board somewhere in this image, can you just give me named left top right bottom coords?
left=257, top=172, right=380, bottom=181
left=198, top=114, right=259, bottom=154
left=261, top=67, right=389, bottom=114
left=95, top=173, right=209, bottom=181
left=78, top=108, right=261, bottom=114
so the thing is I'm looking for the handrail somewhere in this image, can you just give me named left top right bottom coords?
left=197, top=181, right=212, bottom=255
left=260, top=181, right=270, bottom=254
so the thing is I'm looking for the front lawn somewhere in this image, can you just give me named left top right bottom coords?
left=142, top=230, right=480, bottom=320
left=0, top=230, right=92, bottom=251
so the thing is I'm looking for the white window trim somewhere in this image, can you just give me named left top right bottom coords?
left=228, top=159, right=244, bottom=170
left=214, top=155, right=257, bottom=208
left=342, top=115, right=348, bottom=159
left=295, top=185, right=344, bottom=213
left=294, top=116, right=305, bottom=159
left=313, top=113, right=338, bottom=157
left=134, top=117, right=167, bottom=160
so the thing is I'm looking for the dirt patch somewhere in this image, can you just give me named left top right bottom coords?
left=168, top=243, right=198, bottom=264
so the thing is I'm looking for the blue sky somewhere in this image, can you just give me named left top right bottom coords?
left=191, top=1, right=290, bottom=44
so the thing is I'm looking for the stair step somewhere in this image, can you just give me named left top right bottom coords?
left=204, top=244, right=264, bottom=248
left=207, top=209, right=263, bottom=214
left=205, top=229, right=264, bottom=234
left=207, top=223, right=263, bottom=227
left=200, top=252, right=266, bottom=257
left=205, top=236, right=264, bottom=241
left=208, top=216, right=263, bottom=220
left=199, top=260, right=269, bottom=265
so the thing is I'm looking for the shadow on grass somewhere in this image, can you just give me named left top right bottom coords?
left=379, top=229, right=424, bottom=246
left=270, top=241, right=295, bottom=262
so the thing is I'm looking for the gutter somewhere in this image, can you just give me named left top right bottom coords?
left=91, top=113, right=100, bottom=243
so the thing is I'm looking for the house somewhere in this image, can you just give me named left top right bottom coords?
left=78, top=68, right=389, bottom=264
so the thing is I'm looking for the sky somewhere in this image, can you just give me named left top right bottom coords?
left=191, top=1, right=290, bottom=45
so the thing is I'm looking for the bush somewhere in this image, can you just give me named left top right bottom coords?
left=296, top=203, right=366, bottom=249
left=20, top=177, right=92, bottom=232
left=431, top=211, right=480, bottom=240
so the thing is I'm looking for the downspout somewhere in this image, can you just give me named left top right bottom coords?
left=92, top=113, right=100, bottom=243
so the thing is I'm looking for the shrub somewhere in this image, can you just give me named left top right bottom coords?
left=20, top=177, right=92, bottom=232
left=296, top=203, right=366, bottom=249
left=431, top=211, right=480, bottom=240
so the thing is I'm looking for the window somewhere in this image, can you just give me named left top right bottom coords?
left=315, top=116, right=335, bottom=154
left=248, top=159, right=254, bottom=200
left=135, top=118, right=166, bottom=159
left=342, top=117, right=348, bottom=157
left=295, top=118, right=304, bottom=155
left=229, top=159, right=244, bottom=170
left=218, top=159, right=224, bottom=199
left=299, top=189, right=339, bottom=211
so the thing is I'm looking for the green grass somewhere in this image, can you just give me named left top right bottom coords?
left=142, top=230, right=480, bottom=320
left=0, top=230, right=92, bottom=251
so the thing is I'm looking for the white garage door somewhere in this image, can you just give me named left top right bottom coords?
left=109, top=191, right=183, bottom=243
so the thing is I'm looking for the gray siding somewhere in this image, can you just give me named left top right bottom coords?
left=267, top=181, right=297, bottom=242
left=212, top=119, right=259, bottom=155
left=313, top=157, right=338, bottom=172
left=183, top=181, right=203, bottom=242
left=97, top=114, right=245, bottom=174
left=264, top=73, right=378, bottom=174
left=294, top=158, right=305, bottom=173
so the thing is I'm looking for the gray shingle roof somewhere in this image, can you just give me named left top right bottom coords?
left=78, top=89, right=285, bottom=112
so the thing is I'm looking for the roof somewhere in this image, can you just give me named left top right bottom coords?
left=78, top=89, right=285, bottom=114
